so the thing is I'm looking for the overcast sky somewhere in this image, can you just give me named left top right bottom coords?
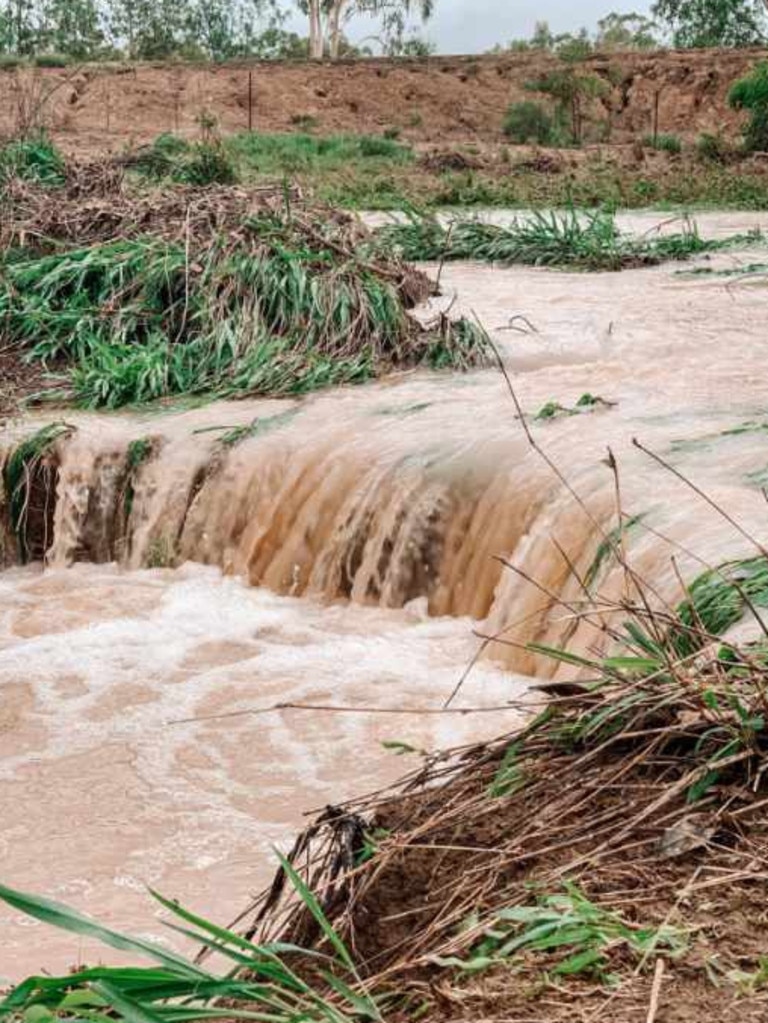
left=286, top=1, right=656, bottom=53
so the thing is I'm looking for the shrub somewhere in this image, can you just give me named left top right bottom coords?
left=697, top=132, right=729, bottom=163
left=132, top=132, right=237, bottom=186
left=503, top=101, right=553, bottom=144
left=729, top=61, right=768, bottom=153
left=525, top=70, right=608, bottom=145
left=182, top=139, right=238, bottom=186
left=643, top=133, right=682, bottom=154
left=290, top=114, right=318, bottom=131
left=33, top=53, right=69, bottom=68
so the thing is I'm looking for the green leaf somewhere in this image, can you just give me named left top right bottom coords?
left=0, top=884, right=208, bottom=979
left=90, top=983, right=166, bottom=1023
left=553, top=947, right=605, bottom=975
left=276, top=853, right=357, bottom=977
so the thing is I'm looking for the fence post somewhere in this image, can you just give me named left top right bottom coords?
left=653, top=89, right=660, bottom=147
left=248, top=70, right=254, bottom=133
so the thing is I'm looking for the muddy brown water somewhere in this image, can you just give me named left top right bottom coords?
left=2, top=211, right=768, bottom=981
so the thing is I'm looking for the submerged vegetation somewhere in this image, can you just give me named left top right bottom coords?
left=1, top=421, right=71, bottom=561
left=375, top=208, right=763, bottom=271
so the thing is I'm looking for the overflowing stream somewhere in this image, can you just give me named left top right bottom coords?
left=3, top=211, right=768, bottom=980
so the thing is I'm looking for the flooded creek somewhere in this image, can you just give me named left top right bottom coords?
left=2, top=211, right=768, bottom=980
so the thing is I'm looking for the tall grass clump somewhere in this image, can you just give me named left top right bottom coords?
left=228, top=132, right=413, bottom=176
left=642, top=132, right=683, bottom=154
left=0, top=132, right=66, bottom=190
left=0, top=205, right=488, bottom=408
left=131, top=132, right=238, bottom=186
left=375, top=208, right=763, bottom=271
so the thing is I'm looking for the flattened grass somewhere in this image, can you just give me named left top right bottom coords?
left=0, top=208, right=488, bottom=409
left=374, top=208, right=764, bottom=271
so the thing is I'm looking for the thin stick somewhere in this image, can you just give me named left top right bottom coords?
left=168, top=700, right=523, bottom=726
left=645, top=958, right=665, bottom=1023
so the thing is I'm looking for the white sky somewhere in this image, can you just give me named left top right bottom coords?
left=285, top=0, right=657, bottom=53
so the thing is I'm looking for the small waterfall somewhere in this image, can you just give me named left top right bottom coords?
left=3, top=370, right=768, bottom=674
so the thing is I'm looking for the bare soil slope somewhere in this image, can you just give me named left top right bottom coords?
left=0, top=48, right=765, bottom=154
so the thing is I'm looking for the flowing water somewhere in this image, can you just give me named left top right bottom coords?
left=2, top=211, right=768, bottom=981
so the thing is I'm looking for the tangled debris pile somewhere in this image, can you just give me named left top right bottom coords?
left=236, top=553, right=768, bottom=1020
left=0, top=148, right=488, bottom=411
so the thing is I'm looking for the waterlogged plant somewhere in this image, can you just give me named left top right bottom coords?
left=2, top=421, right=73, bottom=562
left=121, top=437, right=157, bottom=519
left=435, top=884, right=686, bottom=979
left=0, top=866, right=382, bottom=1023
left=674, top=555, right=768, bottom=656
left=376, top=208, right=760, bottom=272
left=195, top=409, right=301, bottom=448
left=533, top=393, right=615, bottom=421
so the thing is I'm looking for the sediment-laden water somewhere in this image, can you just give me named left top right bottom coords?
left=2, top=211, right=768, bottom=979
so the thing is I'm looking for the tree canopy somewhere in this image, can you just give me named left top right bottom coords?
left=0, top=0, right=434, bottom=60
left=651, top=0, right=767, bottom=48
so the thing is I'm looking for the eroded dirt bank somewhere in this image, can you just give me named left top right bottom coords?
left=1, top=48, right=766, bottom=153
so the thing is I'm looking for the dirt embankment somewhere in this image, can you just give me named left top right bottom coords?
left=0, top=48, right=765, bottom=155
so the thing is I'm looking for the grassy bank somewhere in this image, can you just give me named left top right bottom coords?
left=125, top=130, right=768, bottom=211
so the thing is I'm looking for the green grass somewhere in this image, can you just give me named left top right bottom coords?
left=0, top=212, right=488, bottom=409
left=194, top=409, right=301, bottom=447
left=131, top=133, right=238, bottom=186
left=643, top=133, right=683, bottom=154
left=0, top=869, right=383, bottom=1023
left=228, top=131, right=413, bottom=178
left=674, top=556, right=768, bottom=657
left=435, top=884, right=685, bottom=981
left=0, top=133, right=67, bottom=190
left=374, top=209, right=763, bottom=272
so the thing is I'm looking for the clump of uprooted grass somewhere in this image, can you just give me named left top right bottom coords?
left=375, top=207, right=764, bottom=271
left=0, top=171, right=488, bottom=408
left=227, top=513, right=768, bottom=1016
